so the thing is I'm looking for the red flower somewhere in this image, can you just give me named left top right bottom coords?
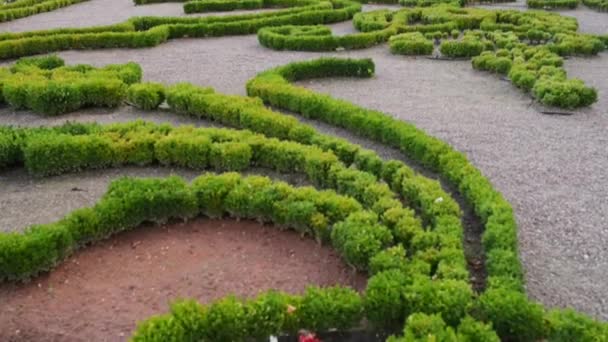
left=298, top=332, right=321, bottom=342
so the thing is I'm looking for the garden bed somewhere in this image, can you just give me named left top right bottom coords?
left=0, top=218, right=365, bottom=341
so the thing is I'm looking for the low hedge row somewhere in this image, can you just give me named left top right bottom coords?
left=0, top=172, right=379, bottom=280
left=473, top=45, right=598, bottom=108
left=243, top=56, right=608, bottom=341
left=527, top=0, right=579, bottom=8
left=0, top=56, right=141, bottom=115
left=247, top=57, right=523, bottom=293
left=132, top=288, right=364, bottom=341
left=161, top=82, right=467, bottom=272
left=437, top=31, right=493, bottom=58
left=3, top=121, right=459, bottom=274
left=389, top=32, right=434, bottom=55
left=127, top=82, right=166, bottom=110
left=184, top=0, right=264, bottom=12
left=255, top=6, right=603, bottom=108
left=183, top=0, right=317, bottom=13
left=583, top=0, right=608, bottom=10
left=257, top=24, right=396, bottom=51
left=0, top=0, right=360, bottom=59
left=0, top=0, right=89, bottom=23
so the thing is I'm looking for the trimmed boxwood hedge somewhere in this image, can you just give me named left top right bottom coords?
left=0, top=56, right=141, bottom=115
left=255, top=5, right=603, bottom=109
left=389, top=32, right=434, bottom=55
left=127, top=82, right=166, bottom=110
left=527, top=0, right=579, bottom=8
left=0, top=0, right=360, bottom=60
left=3, top=120, right=452, bottom=274
left=0, top=0, right=89, bottom=23
left=583, top=0, right=608, bottom=10
left=246, top=57, right=524, bottom=292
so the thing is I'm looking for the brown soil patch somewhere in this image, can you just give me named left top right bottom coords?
left=0, top=218, right=366, bottom=342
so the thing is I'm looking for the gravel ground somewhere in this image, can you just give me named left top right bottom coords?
left=0, top=0, right=606, bottom=321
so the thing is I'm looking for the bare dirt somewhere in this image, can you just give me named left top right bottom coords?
left=0, top=218, right=366, bottom=342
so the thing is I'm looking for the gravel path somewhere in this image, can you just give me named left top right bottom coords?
left=0, top=0, right=606, bottom=321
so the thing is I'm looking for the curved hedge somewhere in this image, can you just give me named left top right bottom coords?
left=255, top=6, right=603, bottom=109
left=0, top=56, right=141, bottom=115
left=527, top=0, right=579, bottom=8
left=247, top=57, right=525, bottom=292
left=3, top=119, right=466, bottom=279
left=0, top=0, right=360, bottom=60
left=0, top=0, right=89, bottom=23
left=184, top=0, right=319, bottom=13
left=583, top=0, right=608, bottom=10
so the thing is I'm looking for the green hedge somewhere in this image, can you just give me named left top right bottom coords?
left=246, top=57, right=520, bottom=291
left=183, top=0, right=319, bottom=13
left=389, top=32, right=434, bottom=55
left=473, top=45, right=599, bottom=109
left=184, top=0, right=264, bottom=12
left=0, top=172, right=379, bottom=280
left=132, top=286, right=362, bottom=340
left=439, top=34, right=488, bottom=58
left=159, top=81, right=467, bottom=275
left=0, top=0, right=360, bottom=59
left=527, top=0, right=579, bottom=8
left=127, top=82, right=166, bottom=110
left=258, top=6, right=603, bottom=108
left=583, top=0, right=608, bottom=10
left=0, top=0, right=89, bottom=23
left=4, top=120, right=448, bottom=274
left=0, top=56, right=141, bottom=115
left=257, top=24, right=396, bottom=51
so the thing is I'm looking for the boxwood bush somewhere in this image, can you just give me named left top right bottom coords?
left=0, top=56, right=140, bottom=115
left=127, top=82, right=166, bottom=110
left=0, top=0, right=90, bottom=23
left=389, top=32, right=434, bottom=55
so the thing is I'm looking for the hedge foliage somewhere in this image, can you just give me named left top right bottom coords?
left=1, top=63, right=606, bottom=339
left=127, top=82, right=166, bottom=110
left=183, top=0, right=318, bottom=13
left=255, top=5, right=603, bottom=108
left=0, top=56, right=141, bottom=115
left=242, top=56, right=608, bottom=342
left=389, top=32, right=434, bottom=55
left=1, top=119, right=450, bottom=275
left=0, top=0, right=360, bottom=59
left=247, top=57, right=521, bottom=292
left=527, top=0, right=579, bottom=8
left=159, top=81, right=468, bottom=276
left=583, top=0, right=608, bottom=10
left=0, top=171, right=380, bottom=280
left=0, top=0, right=89, bottom=23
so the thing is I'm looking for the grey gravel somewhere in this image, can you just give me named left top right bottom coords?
left=0, top=0, right=606, bottom=321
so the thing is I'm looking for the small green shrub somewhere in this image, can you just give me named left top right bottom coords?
left=209, top=142, right=252, bottom=171
left=389, top=32, right=434, bottom=56
left=127, top=82, right=166, bottom=110
left=298, top=286, right=363, bottom=331
left=476, top=288, right=545, bottom=341
left=364, top=269, right=411, bottom=329
left=330, top=211, right=393, bottom=269
left=456, top=316, right=500, bottom=342
left=545, top=308, right=608, bottom=342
